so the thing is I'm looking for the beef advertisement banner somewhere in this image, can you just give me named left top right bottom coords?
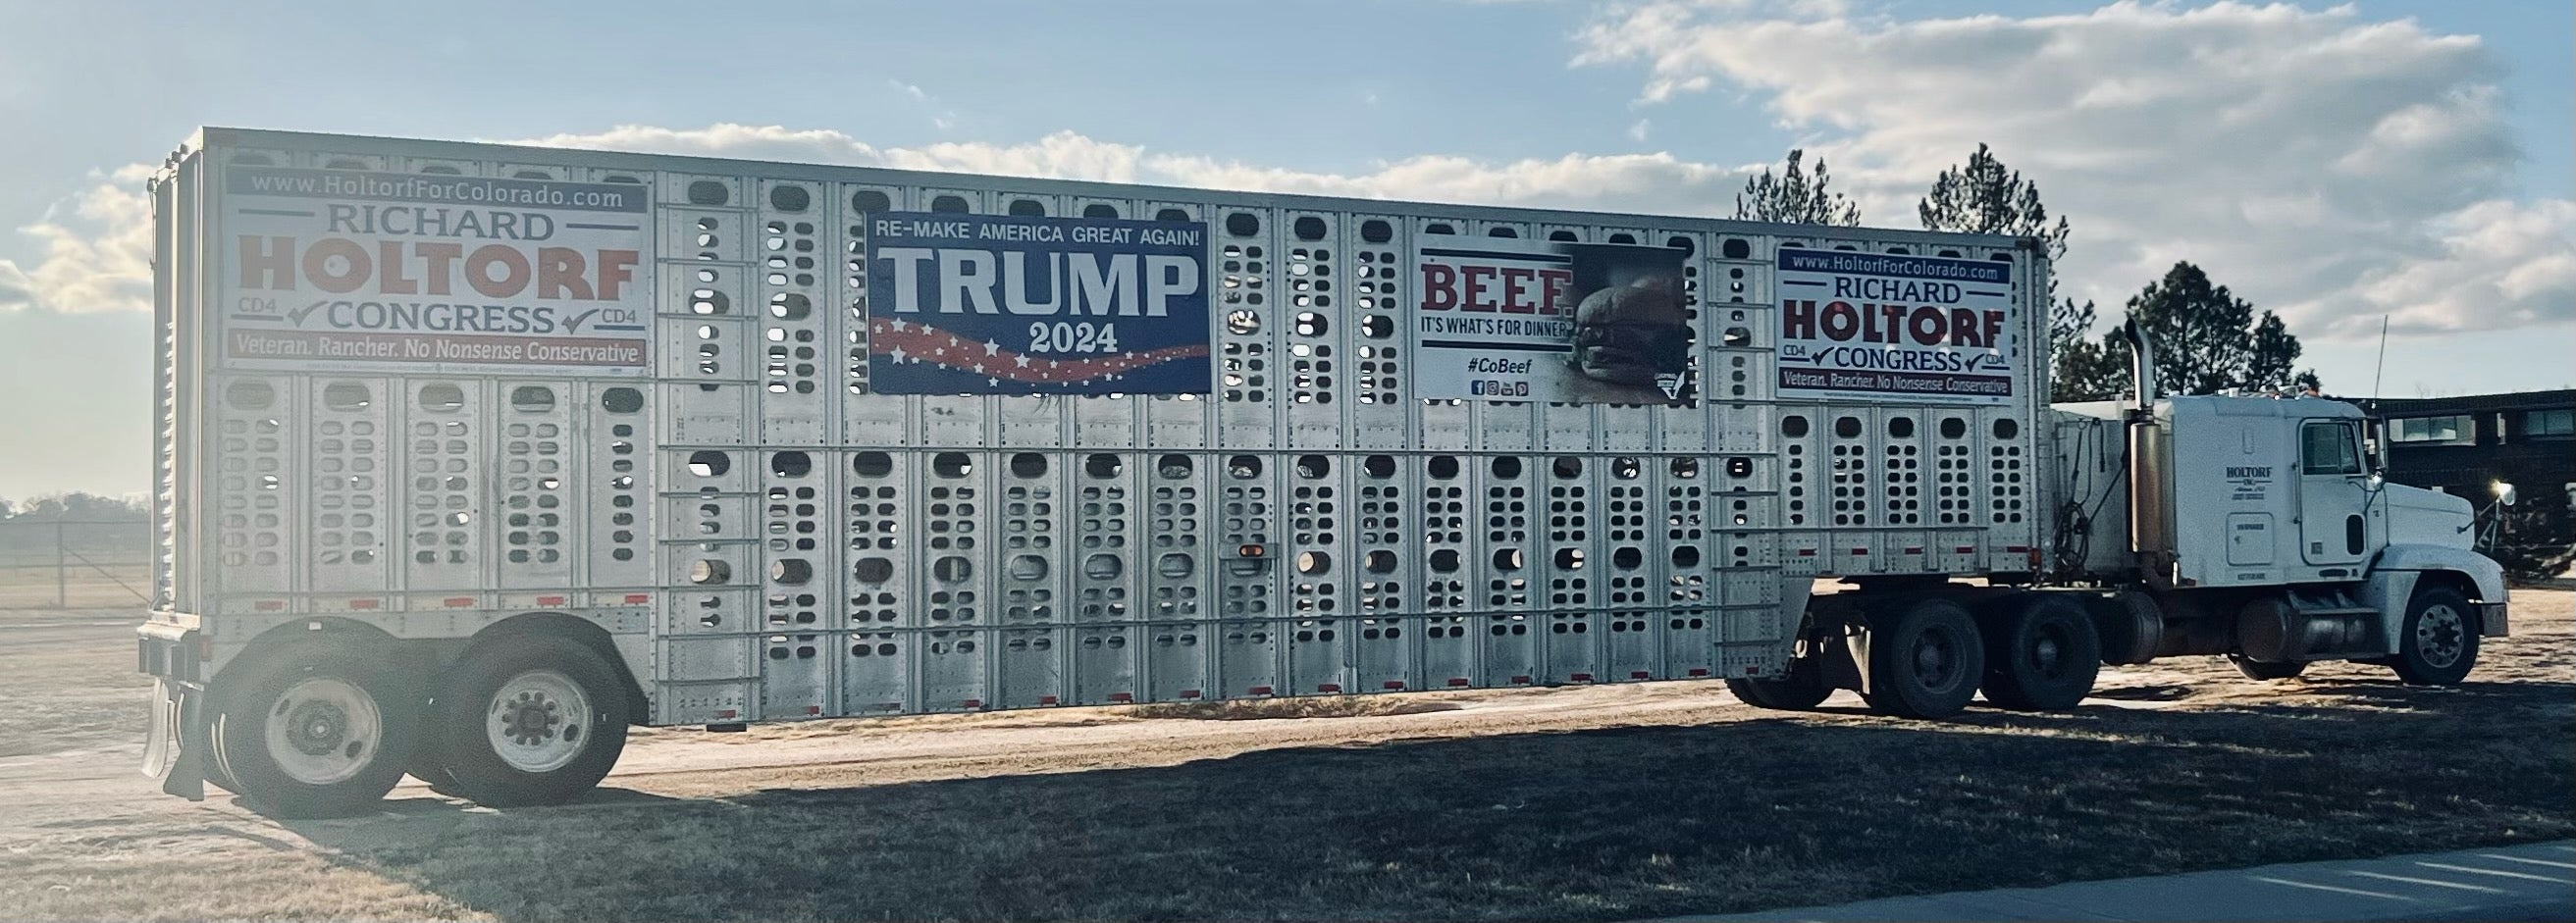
left=1412, top=238, right=1696, bottom=404
left=1774, top=249, right=2017, bottom=404
left=865, top=212, right=1211, bottom=395
left=219, top=167, right=651, bottom=373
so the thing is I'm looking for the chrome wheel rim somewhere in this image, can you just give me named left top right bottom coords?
left=486, top=669, right=592, bottom=774
left=2028, top=624, right=2069, bottom=679
left=263, top=676, right=382, bottom=786
left=2415, top=604, right=2466, bottom=668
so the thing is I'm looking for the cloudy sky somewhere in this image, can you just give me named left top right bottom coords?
left=0, top=0, right=2569, bottom=499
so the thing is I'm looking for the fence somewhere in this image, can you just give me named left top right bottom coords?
left=0, top=520, right=153, bottom=609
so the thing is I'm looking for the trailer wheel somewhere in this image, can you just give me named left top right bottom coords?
left=1725, top=658, right=1832, bottom=711
left=2229, top=654, right=2305, bottom=681
left=2391, top=586, right=2478, bottom=686
left=1980, top=594, right=2101, bottom=711
left=208, top=642, right=415, bottom=818
left=431, top=636, right=629, bottom=807
left=1862, top=597, right=1984, bottom=719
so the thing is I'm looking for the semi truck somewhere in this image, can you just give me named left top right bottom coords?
left=135, top=128, right=2510, bottom=816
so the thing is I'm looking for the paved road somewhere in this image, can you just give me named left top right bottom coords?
left=1667, top=840, right=2575, bottom=922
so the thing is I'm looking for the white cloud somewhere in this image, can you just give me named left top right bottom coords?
left=2338, top=198, right=2575, bottom=335
left=1573, top=0, right=2573, bottom=339
left=0, top=164, right=154, bottom=314
left=1629, top=118, right=1652, bottom=142
left=1, top=125, right=1761, bottom=316
left=516, top=124, right=1757, bottom=215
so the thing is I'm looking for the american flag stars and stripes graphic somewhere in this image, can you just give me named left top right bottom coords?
left=868, top=317, right=1212, bottom=387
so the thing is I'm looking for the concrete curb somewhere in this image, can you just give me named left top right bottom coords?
left=1654, top=840, right=2575, bottom=922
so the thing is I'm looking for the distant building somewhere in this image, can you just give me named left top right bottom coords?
left=2350, top=388, right=2575, bottom=576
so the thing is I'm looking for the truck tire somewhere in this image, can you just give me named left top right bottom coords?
left=430, top=636, right=629, bottom=808
left=207, top=642, right=416, bottom=818
left=2229, top=653, right=2305, bottom=681
left=1725, top=658, right=1832, bottom=711
left=2391, top=586, right=2479, bottom=686
left=1980, top=594, right=2101, bottom=711
left=1862, top=597, right=1985, bottom=719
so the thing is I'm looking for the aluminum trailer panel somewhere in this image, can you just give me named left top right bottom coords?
left=150, top=128, right=2049, bottom=726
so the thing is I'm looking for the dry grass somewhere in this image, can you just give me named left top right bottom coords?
left=1130, top=695, right=1466, bottom=721
left=0, top=591, right=2567, bottom=922
left=0, top=564, right=153, bottom=609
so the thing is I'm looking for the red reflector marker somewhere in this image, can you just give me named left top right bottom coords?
left=1510, top=675, right=1533, bottom=685
left=962, top=699, right=983, bottom=709
left=1382, top=681, right=1405, bottom=690
left=715, top=709, right=738, bottom=719
left=254, top=600, right=284, bottom=612
left=1108, top=692, right=1132, bottom=702
left=444, top=596, right=474, bottom=608
left=1318, top=683, right=1341, bottom=693
left=1570, top=672, right=1595, bottom=683
left=807, top=705, right=821, bottom=715
left=1903, top=546, right=1924, bottom=554
left=537, top=594, right=566, bottom=606
left=1037, top=695, right=1058, bottom=705
left=1631, top=671, right=1652, bottom=680
left=1796, top=548, right=1817, bottom=557
left=1955, top=546, right=1974, bottom=554
left=1851, top=547, right=1869, bottom=555
left=1179, top=690, right=1201, bottom=698
left=1686, top=668, right=1710, bottom=677
left=349, top=599, right=380, bottom=610
left=1446, top=677, right=1471, bottom=687
left=623, top=593, right=651, bottom=604
left=1248, top=686, right=1274, bottom=696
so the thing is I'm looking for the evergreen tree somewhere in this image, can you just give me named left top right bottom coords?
left=1916, top=143, right=2102, bottom=401
left=2093, top=262, right=2321, bottom=396
left=1733, top=149, right=1862, bottom=226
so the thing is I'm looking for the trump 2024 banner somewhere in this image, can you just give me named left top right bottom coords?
left=1773, top=249, right=2018, bottom=404
left=865, top=212, right=1212, bottom=395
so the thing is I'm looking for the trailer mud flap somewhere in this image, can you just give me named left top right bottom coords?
left=141, top=678, right=207, bottom=801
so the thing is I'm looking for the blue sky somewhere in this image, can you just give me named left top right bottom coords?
left=0, top=0, right=2569, bottom=498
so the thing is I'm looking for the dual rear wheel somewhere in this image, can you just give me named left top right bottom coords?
left=208, top=635, right=629, bottom=816
left=1732, top=593, right=2104, bottom=719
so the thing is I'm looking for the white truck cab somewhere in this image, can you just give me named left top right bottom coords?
left=2044, top=325, right=2507, bottom=687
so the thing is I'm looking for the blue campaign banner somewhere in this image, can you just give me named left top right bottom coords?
left=865, top=211, right=1212, bottom=395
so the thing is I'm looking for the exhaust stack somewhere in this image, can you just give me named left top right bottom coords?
left=2124, top=317, right=2173, bottom=579
left=2123, top=317, right=2156, bottom=411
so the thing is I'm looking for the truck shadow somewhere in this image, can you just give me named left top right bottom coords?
left=273, top=680, right=2576, bottom=923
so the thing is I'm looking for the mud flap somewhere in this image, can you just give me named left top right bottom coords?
left=142, top=678, right=207, bottom=801
left=1823, top=631, right=1871, bottom=696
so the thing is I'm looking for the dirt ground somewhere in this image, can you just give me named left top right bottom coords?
left=0, top=591, right=2568, bottom=922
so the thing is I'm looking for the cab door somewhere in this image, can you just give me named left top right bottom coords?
left=2296, top=420, right=2369, bottom=566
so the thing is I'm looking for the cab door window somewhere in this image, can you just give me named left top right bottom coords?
left=2301, top=421, right=2361, bottom=476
